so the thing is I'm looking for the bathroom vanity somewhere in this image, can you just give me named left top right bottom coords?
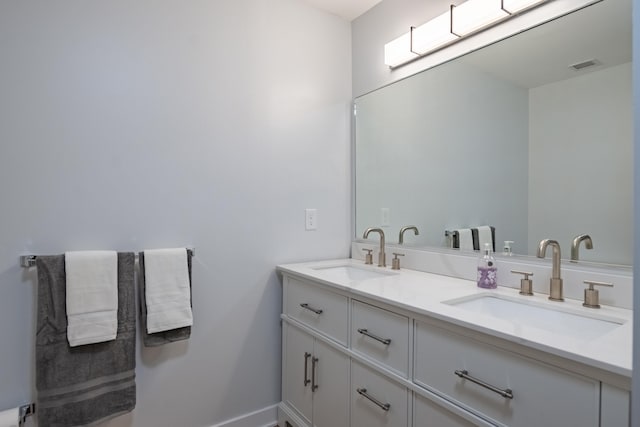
left=276, top=259, right=631, bottom=427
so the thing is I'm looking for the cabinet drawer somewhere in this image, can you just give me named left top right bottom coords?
left=414, top=393, right=477, bottom=427
left=414, top=321, right=600, bottom=427
left=351, top=300, right=409, bottom=377
left=351, top=361, right=408, bottom=427
left=285, top=277, right=348, bottom=345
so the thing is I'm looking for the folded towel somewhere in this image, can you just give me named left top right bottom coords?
left=143, top=248, right=193, bottom=334
left=475, top=226, right=495, bottom=252
left=139, top=250, right=193, bottom=346
left=456, top=228, right=474, bottom=251
left=65, top=250, right=118, bottom=347
left=36, top=253, right=136, bottom=427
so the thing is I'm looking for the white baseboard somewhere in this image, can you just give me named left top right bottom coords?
left=210, top=404, right=278, bottom=427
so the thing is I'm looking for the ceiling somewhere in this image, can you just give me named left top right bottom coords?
left=460, top=0, right=631, bottom=88
left=302, top=0, right=382, bottom=21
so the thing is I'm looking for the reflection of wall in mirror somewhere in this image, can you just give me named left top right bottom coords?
left=355, top=62, right=529, bottom=253
left=528, top=62, right=632, bottom=265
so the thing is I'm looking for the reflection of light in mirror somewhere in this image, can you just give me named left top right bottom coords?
left=451, top=0, right=510, bottom=36
left=503, top=0, right=549, bottom=14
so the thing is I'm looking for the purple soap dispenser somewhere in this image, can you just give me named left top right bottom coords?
left=477, top=243, right=497, bottom=289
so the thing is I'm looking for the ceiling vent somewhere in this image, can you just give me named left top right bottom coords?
left=569, top=59, right=601, bottom=71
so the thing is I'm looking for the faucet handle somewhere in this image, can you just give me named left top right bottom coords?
left=391, top=253, right=405, bottom=270
left=511, top=270, right=534, bottom=296
left=582, top=280, right=613, bottom=309
left=362, top=248, right=373, bottom=265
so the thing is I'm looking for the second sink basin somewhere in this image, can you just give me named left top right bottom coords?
left=311, top=265, right=394, bottom=282
left=444, top=293, right=625, bottom=340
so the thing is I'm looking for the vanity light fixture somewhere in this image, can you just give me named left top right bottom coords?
left=384, top=0, right=549, bottom=68
left=451, top=0, right=511, bottom=36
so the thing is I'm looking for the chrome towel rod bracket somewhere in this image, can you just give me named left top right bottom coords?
left=20, top=248, right=195, bottom=268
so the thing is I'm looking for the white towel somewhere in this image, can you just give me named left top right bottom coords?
left=144, top=248, right=193, bottom=333
left=477, top=226, right=494, bottom=251
left=457, top=229, right=474, bottom=251
left=65, top=251, right=118, bottom=347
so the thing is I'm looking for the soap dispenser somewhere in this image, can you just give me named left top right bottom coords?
left=477, top=243, right=497, bottom=289
left=503, top=241, right=514, bottom=256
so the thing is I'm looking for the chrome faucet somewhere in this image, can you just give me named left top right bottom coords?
left=399, top=226, right=419, bottom=244
left=363, top=227, right=386, bottom=267
left=537, top=239, right=563, bottom=301
left=571, top=234, right=593, bottom=262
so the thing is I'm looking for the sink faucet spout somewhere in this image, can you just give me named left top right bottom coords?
left=537, top=239, right=563, bottom=301
left=363, top=227, right=386, bottom=267
left=571, top=234, right=593, bottom=262
left=399, top=225, right=419, bottom=244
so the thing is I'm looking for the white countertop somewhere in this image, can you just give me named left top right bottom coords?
left=277, top=258, right=632, bottom=379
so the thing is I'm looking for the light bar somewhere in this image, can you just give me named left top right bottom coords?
left=383, top=0, right=548, bottom=68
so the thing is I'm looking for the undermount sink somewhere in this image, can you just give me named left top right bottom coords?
left=311, top=265, right=394, bottom=281
left=444, top=293, right=625, bottom=340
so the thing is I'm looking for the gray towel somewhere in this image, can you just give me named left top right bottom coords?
left=138, top=250, right=192, bottom=347
left=36, top=253, right=136, bottom=427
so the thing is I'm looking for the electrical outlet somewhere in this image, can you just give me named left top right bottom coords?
left=305, top=209, right=318, bottom=230
left=381, top=208, right=390, bottom=227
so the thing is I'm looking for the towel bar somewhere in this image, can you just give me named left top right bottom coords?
left=19, top=403, right=35, bottom=425
left=20, top=248, right=195, bottom=268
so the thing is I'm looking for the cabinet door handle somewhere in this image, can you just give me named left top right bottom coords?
left=311, top=357, right=319, bottom=391
left=357, top=328, right=392, bottom=345
left=356, top=388, right=391, bottom=411
left=303, top=352, right=311, bottom=387
left=454, top=369, right=514, bottom=399
left=300, top=303, right=323, bottom=315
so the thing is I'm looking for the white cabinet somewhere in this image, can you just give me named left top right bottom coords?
left=282, top=322, right=350, bottom=427
left=279, top=270, right=629, bottom=427
left=414, top=320, right=601, bottom=427
left=601, top=384, right=630, bottom=427
left=351, top=300, right=410, bottom=377
left=351, top=361, right=408, bottom=427
left=413, top=394, right=477, bottom=427
left=285, top=277, right=349, bottom=346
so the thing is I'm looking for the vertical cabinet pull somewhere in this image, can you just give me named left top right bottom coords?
left=311, top=357, right=319, bottom=391
left=300, top=303, right=323, bottom=315
left=356, top=388, right=391, bottom=411
left=357, top=328, right=392, bottom=345
left=303, top=352, right=311, bottom=386
left=454, top=369, right=514, bottom=399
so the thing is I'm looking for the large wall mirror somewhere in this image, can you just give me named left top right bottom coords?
left=354, top=0, right=632, bottom=266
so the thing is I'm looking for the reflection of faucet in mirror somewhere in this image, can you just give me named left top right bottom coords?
left=399, top=226, right=419, bottom=244
left=571, top=234, right=593, bottom=262
left=363, top=227, right=386, bottom=267
left=537, top=239, right=563, bottom=302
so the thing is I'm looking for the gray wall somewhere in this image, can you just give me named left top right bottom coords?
left=0, top=1, right=351, bottom=426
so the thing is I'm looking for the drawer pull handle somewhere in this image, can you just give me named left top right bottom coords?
left=356, top=388, right=391, bottom=411
left=300, top=303, right=323, bottom=315
left=454, top=370, right=514, bottom=399
left=311, top=357, right=319, bottom=391
left=303, top=352, right=311, bottom=387
left=357, top=328, right=392, bottom=345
